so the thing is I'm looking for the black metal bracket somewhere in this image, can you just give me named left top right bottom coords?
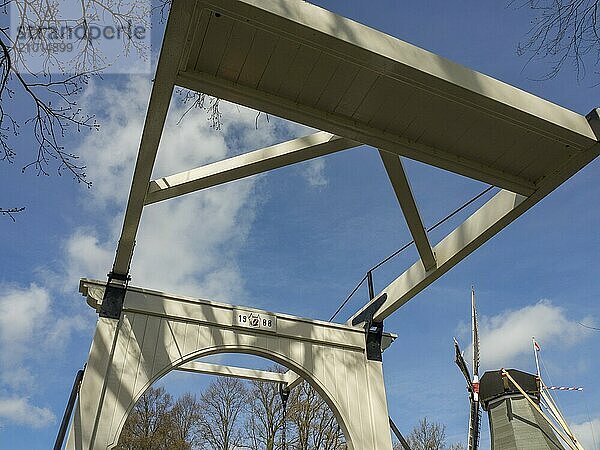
left=98, top=272, right=130, bottom=319
left=365, top=320, right=384, bottom=361
left=351, top=293, right=387, bottom=361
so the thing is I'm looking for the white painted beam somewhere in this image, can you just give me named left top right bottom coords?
left=110, top=1, right=197, bottom=277
left=177, top=361, right=289, bottom=384
left=145, top=132, right=359, bottom=205
left=379, top=151, right=436, bottom=271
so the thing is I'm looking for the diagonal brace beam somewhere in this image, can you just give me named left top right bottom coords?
left=349, top=189, right=527, bottom=324
left=145, top=132, right=359, bottom=205
left=379, top=150, right=436, bottom=271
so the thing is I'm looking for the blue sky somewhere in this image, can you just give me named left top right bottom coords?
left=1, top=1, right=599, bottom=449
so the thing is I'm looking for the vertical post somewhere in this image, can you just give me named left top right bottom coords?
left=279, top=383, right=290, bottom=450
left=367, top=271, right=375, bottom=300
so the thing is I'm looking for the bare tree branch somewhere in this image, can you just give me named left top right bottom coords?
left=198, top=377, right=247, bottom=450
left=0, top=0, right=151, bottom=217
left=514, top=0, right=600, bottom=80
left=175, top=87, right=222, bottom=130
left=0, top=1, right=228, bottom=220
left=0, top=206, right=25, bottom=221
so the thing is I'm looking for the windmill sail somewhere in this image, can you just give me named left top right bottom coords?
left=453, top=288, right=483, bottom=450
left=459, top=295, right=582, bottom=450
left=453, top=336, right=479, bottom=450
left=454, top=338, right=473, bottom=390
left=469, top=288, right=481, bottom=450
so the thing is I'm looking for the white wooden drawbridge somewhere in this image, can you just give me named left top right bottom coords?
left=62, top=1, right=599, bottom=449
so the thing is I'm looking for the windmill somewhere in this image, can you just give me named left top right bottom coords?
left=454, top=291, right=583, bottom=450
left=453, top=287, right=481, bottom=450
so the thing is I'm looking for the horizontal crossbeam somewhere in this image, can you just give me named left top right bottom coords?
left=177, top=361, right=289, bottom=384
left=177, top=362, right=306, bottom=391
left=145, top=132, right=359, bottom=205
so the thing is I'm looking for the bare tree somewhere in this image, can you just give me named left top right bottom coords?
left=0, top=1, right=151, bottom=183
left=117, top=386, right=175, bottom=450
left=198, top=377, right=248, bottom=450
left=169, top=393, right=203, bottom=450
left=286, top=381, right=346, bottom=450
left=398, top=417, right=466, bottom=450
left=242, top=378, right=286, bottom=450
left=406, top=417, right=447, bottom=450
left=448, top=443, right=466, bottom=450
left=515, top=0, right=600, bottom=80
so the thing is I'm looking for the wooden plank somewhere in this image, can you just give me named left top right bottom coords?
left=295, top=52, right=339, bottom=107
left=177, top=361, right=288, bottom=383
left=194, top=12, right=234, bottom=77
left=132, top=315, right=158, bottom=408
left=315, top=60, right=360, bottom=112
left=111, top=0, right=195, bottom=276
left=217, top=20, right=256, bottom=81
left=96, top=314, right=135, bottom=448
left=349, top=190, right=526, bottom=323
left=353, top=77, right=397, bottom=123
left=176, top=70, right=541, bottom=195
left=237, top=26, right=278, bottom=87
left=277, top=44, right=319, bottom=101
left=332, top=67, right=377, bottom=116
left=257, top=37, right=300, bottom=93
left=379, top=151, right=436, bottom=270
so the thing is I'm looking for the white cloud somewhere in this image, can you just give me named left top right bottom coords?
left=302, top=159, right=328, bottom=188
left=63, top=229, right=115, bottom=282
left=572, top=418, right=600, bottom=450
left=45, top=314, right=89, bottom=350
left=466, top=300, right=590, bottom=369
left=0, top=284, right=51, bottom=360
left=0, top=396, right=55, bottom=428
left=0, top=283, right=90, bottom=407
left=0, top=284, right=80, bottom=428
left=130, top=180, right=257, bottom=298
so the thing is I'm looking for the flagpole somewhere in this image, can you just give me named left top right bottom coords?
left=532, top=337, right=541, bottom=378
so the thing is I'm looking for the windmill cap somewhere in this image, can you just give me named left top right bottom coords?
left=479, top=369, right=540, bottom=410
